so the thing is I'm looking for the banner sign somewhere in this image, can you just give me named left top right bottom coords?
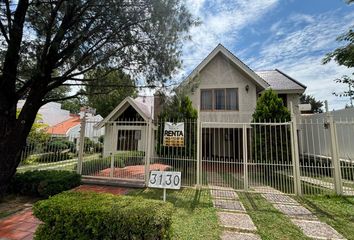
left=163, top=122, right=184, bottom=147
left=148, top=171, right=181, bottom=190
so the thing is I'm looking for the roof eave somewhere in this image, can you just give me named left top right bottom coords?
left=179, top=44, right=270, bottom=91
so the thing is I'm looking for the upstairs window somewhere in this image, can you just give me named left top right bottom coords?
left=201, top=89, right=213, bottom=110
left=214, top=89, right=225, bottom=110
left=200, top=88, right=238, bottom=111
left=226, top=88, right=238, bottom=110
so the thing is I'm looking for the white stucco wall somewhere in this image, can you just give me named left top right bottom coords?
left=286, top=93, right=302, bottom=116
left=17, top=100, right=71, bottom=126
left=103, top=125, right=146, bottom=157
left=185, top=53, right=257, bottom=123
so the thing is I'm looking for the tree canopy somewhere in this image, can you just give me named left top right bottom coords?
left=86, top=69, right=137, bottom=118
left=323, top=0, right=354, bottom=107
left=0, top=0, right=196, bottom=194
left=159, top=95, right=198, bottom=120
left=252, top=89, right=290, bottom=122
left=300, top=94, right=324, bottom=113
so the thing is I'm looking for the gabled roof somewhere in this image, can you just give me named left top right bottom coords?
left=179, top=44, right=270, bottom=90
left=95, top=96, right=153, bottom=129
left=47, top=116, right=80, bottom=135
left=255, top=69, right=306, bottom=93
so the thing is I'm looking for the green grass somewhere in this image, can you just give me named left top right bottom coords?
left=128, top=188, right=221, bottom=240
left=295, top=195, right=354, bottom=240
left=238, top=192, right=310, bottom=240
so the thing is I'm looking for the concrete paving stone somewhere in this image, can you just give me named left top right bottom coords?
left=213, top=199, right=246, bottom=212
left=262, top=193, right=299, bottom=205
left=217, top=212, right=257, bottom=231
left=221, top=231, right=261, bottom=240
left=211, top=189, right=238, bottom=200
left=291, top=219, right=346, bottom=240
left=273, top=203, right=317, bottom=220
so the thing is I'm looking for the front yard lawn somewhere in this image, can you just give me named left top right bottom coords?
left=295, top=195, right=354, bottom=240
left=238, top=192, right=310, bottom=240
left=128, top=188, right=221, bottom=240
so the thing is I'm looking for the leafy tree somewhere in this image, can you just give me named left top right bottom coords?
left=300, top=94, right=324, bottom=113
left=86, top=69, right=137, bottom=117
left=252, top=89, right=290, bottom=122
left=16, top=110, right=50, bottom=158
left=332, top=75, right=354, bottom=108
left=159, top=95, right=198, bottom=120
left=61, top=98, right=85, bottom=114
left=323, top=0, right=354, bottom=107
left=157, top=95, right=197, bottom=159
left=252, top=89, right=291, bottom=162
left=0, top=0, right=195, bottom=194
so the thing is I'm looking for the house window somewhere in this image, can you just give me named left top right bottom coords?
left=226, top=88, right=238, bottom=110
left=214, top=89, right=225, bottom=110
left=200, top=88, right=239, bottom=111
left=201, top=89, right=213, bottom=110
left=278, top=94, right=287, bottom=107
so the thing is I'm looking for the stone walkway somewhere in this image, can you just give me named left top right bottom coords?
left=254, top=186, right=346, bottom=240
left=207, top=172, right=261, bottom=240
left=0, top=185, right=129, bottom=240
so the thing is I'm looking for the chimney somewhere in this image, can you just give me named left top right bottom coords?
left=154, top=92, right=163, bottom=120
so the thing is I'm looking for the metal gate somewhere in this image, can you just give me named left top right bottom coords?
left=298, top=116, right=354, bottom=196
left=201, top=121, right=296, bottom=194
left=78, top=119, right=149, bottom=183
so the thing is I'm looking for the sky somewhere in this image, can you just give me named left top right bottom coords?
left=170, top=0, right=354, bottom=110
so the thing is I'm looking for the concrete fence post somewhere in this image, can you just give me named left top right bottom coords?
left=110, top=152, right=114, bottom=178
left=290, top=102, right=302, bottom=196
left=196, top=111, right=201, bottom=188
left=243, top=124, right=248, bottom=190
left=77, top=115, right=86, bottom=175
left=328, top=115, right=343, bottom=195
left=145, top=118, right=153, bottom=186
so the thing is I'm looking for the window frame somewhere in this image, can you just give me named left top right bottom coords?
left=200, top=88, right=239, bottom=111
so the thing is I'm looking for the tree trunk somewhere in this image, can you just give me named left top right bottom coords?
left=0, top=89, right=42, bottom=196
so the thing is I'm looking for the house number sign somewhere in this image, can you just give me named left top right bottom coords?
left=148, top=171, right=181, bottom=201
left=148, top=171, right=181, bottom=189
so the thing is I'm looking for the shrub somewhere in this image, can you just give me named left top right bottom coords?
left=36, top=152, right=73, bottom=163
left=46, top=140, right=76, bottom=153
left=9, top=170, right=81, bottom=198
left=33, top=191, right=174, bottom=240
left=77, top=157, right=111, bottom=175
left=84, top=137, right=103, bottom=153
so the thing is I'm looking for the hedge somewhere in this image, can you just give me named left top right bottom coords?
left=33, top=191, right=174, bottom=240
left=9, top=170, right=81, bottom=198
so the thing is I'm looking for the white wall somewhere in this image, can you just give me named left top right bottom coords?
left=299, top=108, right=354, bottom=160
left=186, top=53, right=257, bottom=123
left=17, top=100, right=71, bottom=126
left=103, top=125, right=146, bottom=157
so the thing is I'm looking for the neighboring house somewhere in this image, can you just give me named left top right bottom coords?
left=97, top=44, right=306, bottom=158
left=177, top=44, right=306, bottom=122
left=47, top=112, right=104, bottom=143
left=17, top=100, right=72, bottom=126
left=96, top=96, right=154, bottom=156
left=18, top=100, right=104, bottom=142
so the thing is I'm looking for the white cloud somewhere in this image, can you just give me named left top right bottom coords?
left=179, top=0, right=279, bottom=77
left=173, top=1, right=353, bottom=110
left=247, top=10, right=354, bottom=110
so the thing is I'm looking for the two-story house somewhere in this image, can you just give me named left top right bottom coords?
left=97, top=44, right=306, bottom=158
